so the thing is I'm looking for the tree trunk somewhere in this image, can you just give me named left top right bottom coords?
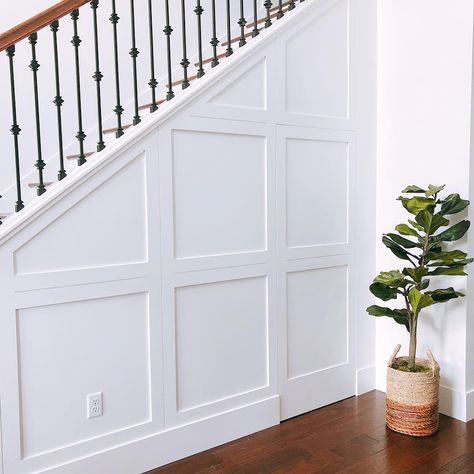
left=408, top=317, right=418, bottom=371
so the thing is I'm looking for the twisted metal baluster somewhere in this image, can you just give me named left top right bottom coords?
left=147, top=0, right=158, bottom=111
left=195, top=0, right=205, bottom=78
left=210, top=0, right=219, bottom=67
left=252, top=0, right=259, bottom=37
left=164, top=0, right=174, bottom=99
left=238, top=0, right=247, bottom=47
left=277, top=0, right=284, bottom=19
left=28, top=33, right=46, bottom=196
left=91, top=0, right=105, bottom=151
left=6, top=45, right=24, bottom=212
left=225, top=0, right=233, bottom=56
left=51, top=21, right=66, bottom=180
left=71, top=10, right=86, bottom=166
left=130, top=0, right=140, bottom=124
left=110, top=0, right=124, bottom=137
left=264, top=1, right=272, bottom=28
left=180, top=0, right=190, bottom=88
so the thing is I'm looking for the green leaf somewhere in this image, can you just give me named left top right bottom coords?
left=425, top=250, right=467, bottom=262
left=385, top=233, right=421, bottom=249
left=415, top=210, right=449, bottom=235
left=369, top=282, right=399, bottom=301
left=420, top=279, right=430, bottom=290
left=427, top=266, right=467, bottom=276
left=409, top=219, right=425, bottom=232
left=426, top=287, right=465, bottom=303
left=440, top=194, right=470, bottom=216
left=425, top=184, right=445, bottom=197
left=373, top=270, right=405, bottom=287
left=401, top=185, right=426, bottom=194
left=399, top=196, right=436, bottom=215
left=408, top=287, right=434, bottom=315
left=382, top=236, right=413, bottom=261
left=432, top=220, right=470, bottom=243
left=395, top=223, right=421, bottom=238
left=403, top=267, right=429, bottom=282
left=428, top=258, right=474, bottom=268
left=366, top=305, right=410, bottom=331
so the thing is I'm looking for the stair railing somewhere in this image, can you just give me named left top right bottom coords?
left=0, top=0, right=305, bottom=225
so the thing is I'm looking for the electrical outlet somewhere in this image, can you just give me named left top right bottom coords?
left=87, top=392, right=103, bottom=419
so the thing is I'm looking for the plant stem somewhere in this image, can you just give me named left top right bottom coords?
left=408, top=316, right=418, bottom=370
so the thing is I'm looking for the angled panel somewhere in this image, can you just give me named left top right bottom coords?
left=208, top=59, right=266, bottom=111
left=14, top=155, right=148, bottom=275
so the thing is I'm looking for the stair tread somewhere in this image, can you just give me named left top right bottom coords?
left=167, top=74, right=198, bottom=88
left=197, top=51, right=227, bottom=68
left=138, top=98, right=167, bottom=111
left=103, top=123, right=133, bottom=135
left=222, top=30, right=258, bottom=47
left=28, top=182, right=54, bottom=188
left=66, top=151, right=95, bottom=160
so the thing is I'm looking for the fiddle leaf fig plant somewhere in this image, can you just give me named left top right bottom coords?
left=367, top=185, right=472, bottom=371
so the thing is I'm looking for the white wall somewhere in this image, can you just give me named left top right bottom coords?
left=377, top=0, right=474, bottom=421
left=0, top=1, right=377, bottom=472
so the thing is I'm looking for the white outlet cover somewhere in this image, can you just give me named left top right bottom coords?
left=87, top=392, right=103, bottom=419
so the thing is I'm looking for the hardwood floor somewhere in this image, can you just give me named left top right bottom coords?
left=146, top=391, right=474, bottom=473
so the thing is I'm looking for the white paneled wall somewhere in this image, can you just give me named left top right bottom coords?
left=0, top=1, right=376, bottom=472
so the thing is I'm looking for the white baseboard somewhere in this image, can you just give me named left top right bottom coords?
left=466, top=389, right=474, bottom=422
left=46, top=396, right=280, bottom=474
left=356, top=365, right=376, bottom=395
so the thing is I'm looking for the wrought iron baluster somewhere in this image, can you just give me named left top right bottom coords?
left=264, top=1, right=273, bottom=28
left=91, top=0, right=105, bottom=151
left=28, top=32, right=46, bottom=196
left=225, top=0, right=233, bottom=56
left=252, top=0, right=259, bottom=37
left=195, top=0, right=204, bottom=78
left=147, top=0, right=158, bottom=111
left=180, top=0, right=190, bottom=88
left=210, top=0, right=219, bottom=67
left=110, top=0, right=124, bottom=137
left=288, top=0, right=296, bottom=10
left=130, top=0, right=140, bottom=124
left=51, top=21, right=66, bottom=180
left=238, top=0, right=247, bottom=47
left=71, top=9, right=87, bottom=166
left=6, top=45, right=24, bottom=212
left=164, top=0, right=174, bottom=99
left=277, top=0, right=284, bottom=19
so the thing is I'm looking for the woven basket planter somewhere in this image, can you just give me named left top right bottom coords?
left=385, top=344, right=440, bottom=437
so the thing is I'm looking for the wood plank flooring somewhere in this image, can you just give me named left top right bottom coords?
left=146, top=391, right=474, bottom=473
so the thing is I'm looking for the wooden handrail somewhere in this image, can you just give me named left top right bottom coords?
left=0, top=0, right=89, bottom=52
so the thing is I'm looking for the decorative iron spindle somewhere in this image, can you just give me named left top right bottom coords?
left=210, top=0, right=219, bottom=67
left=110, top=0, right=124, bottom=138
left=277, top=0, right=284, bottom=19
left=195, top=0, right=204, bottom=78
left=180, top=0, right=190, bottom=88
left=6, top=45, right=24, bottom=212
left=28, top=33, right=46, bottom=196
left=91, top=0, right=105, bottom=151
left=225, top=0, right=233, bottom=56
left=130, top=0, right=140, bottom=124
left=264, top=1, right=273, bottom=28
left=147, top=0, right=158, bottom=110
left=51, top=21, right=66, bottom=180
left=288, top=0, right=296, bottom=11
left=238, top=0, right=247, bottom=47
left=252, top=0, right=259, bottom=37
left=71, top=9, right=87, bottom=166
left=164, top=0, right=174, bottom=100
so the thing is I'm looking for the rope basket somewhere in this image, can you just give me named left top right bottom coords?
left=385, top=344, right=440, bottom=437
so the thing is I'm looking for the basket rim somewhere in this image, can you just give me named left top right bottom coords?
left=388, top=356, right=439, bottom=375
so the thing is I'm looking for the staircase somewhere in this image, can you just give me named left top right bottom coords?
left=0, top=0, right=305, bottom=228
